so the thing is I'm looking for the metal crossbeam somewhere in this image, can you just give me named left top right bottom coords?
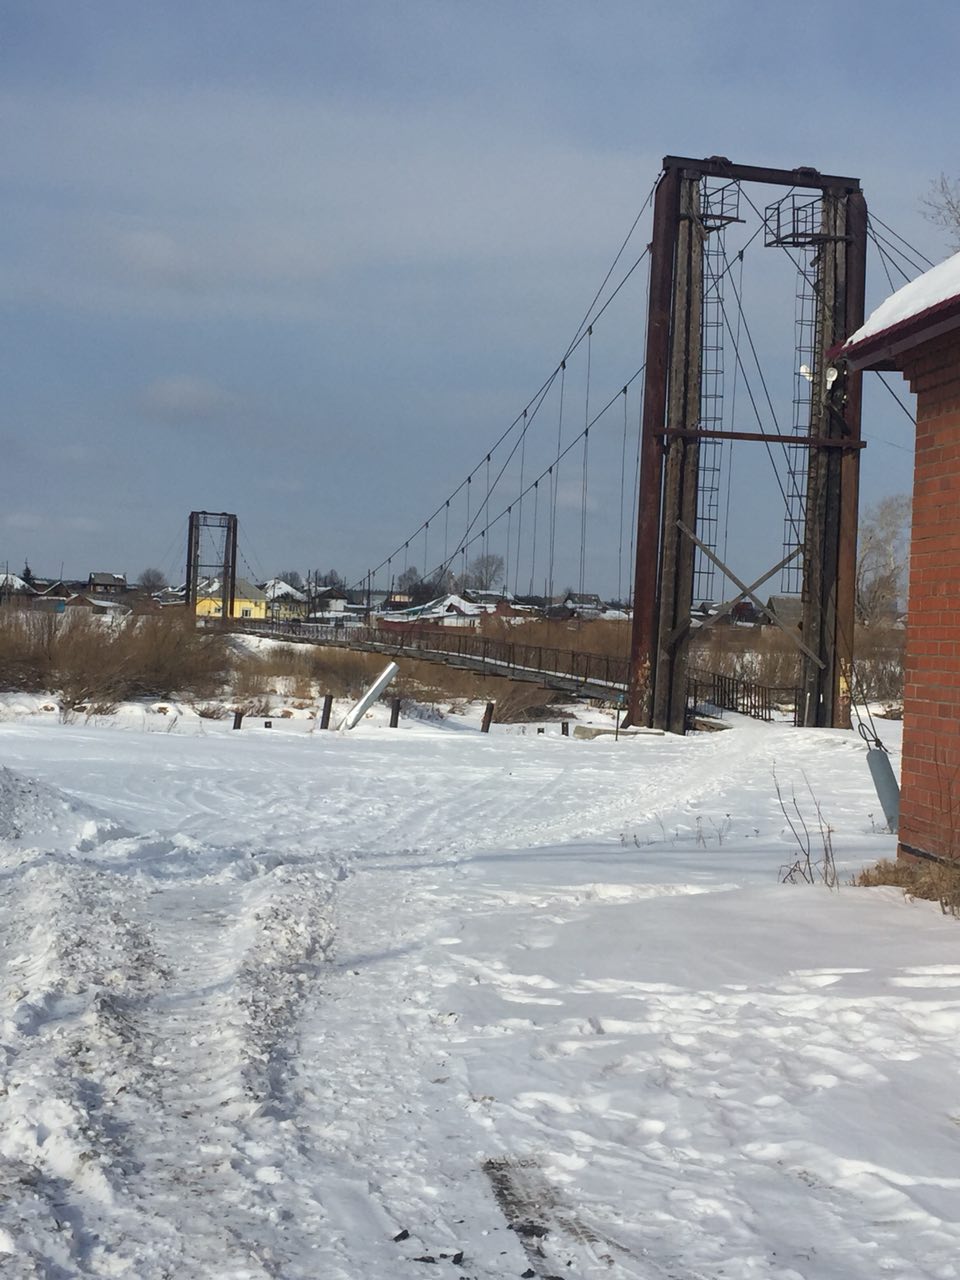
left=697, top=547, right=799, bottom=628
left=677, top=521, right=824, bottom=668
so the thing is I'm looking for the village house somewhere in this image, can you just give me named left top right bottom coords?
left=840, top=248, right=960, bottom=865
left=64, top=593, right=132, bottom=619
left=260, top=578, right=308, bottom=621
left=310, top=585, right=349, bottom=616
left=0, top=572, right=38, bottom=609
left=87, top=572, right=127, bottom=596
left=194, top=577, right=268, bottom=621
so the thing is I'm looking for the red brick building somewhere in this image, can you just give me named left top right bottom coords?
left=842, top=252, right=960, bottom=864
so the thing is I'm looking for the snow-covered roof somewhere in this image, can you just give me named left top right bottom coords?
left=840, top=250, right=960, bottom=370
left=260, top=578, right=307, bottom=603
left=0, top=573, right=35, bottom=594
left=382, top=593, right=486, bottom=620
left=197, top=577, right=265, bottom=602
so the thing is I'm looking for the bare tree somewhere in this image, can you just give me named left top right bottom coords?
left=921, top=174, right=960, bottom=251
left=138, top=567, right=168, bottom=593
left=276, top=569, right=305, bottom=591
left=464, top=553, right=505, bottom=592
left=856, top=494, right=911, bottom=625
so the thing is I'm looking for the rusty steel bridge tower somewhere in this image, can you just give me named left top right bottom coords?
left=185, top=510, right=239, bottom=619
left=625, top=155, right=867, bottom=734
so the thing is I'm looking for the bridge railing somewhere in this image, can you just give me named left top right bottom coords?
left=375, top=625, right=630, bottom=688
left=687, top=670, right=801, bottom=725
left=229, top=618, right=629, bottom=690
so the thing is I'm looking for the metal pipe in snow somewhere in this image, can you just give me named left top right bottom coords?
left=339, top=662, right=400, bottom=731
left=867, top=747, right=900, bottom=834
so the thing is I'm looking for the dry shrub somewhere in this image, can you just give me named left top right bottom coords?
left=478, top=614, right=630, bottom=659
left=231, top=643, right=393, bottom=704
left=0, top=609, right=227, bottom=708
left=194, top=702, right=227, bottom=719
left=307, top=646, right=383, bottom=698
left=856, top=857, right=960, bottom=917
left=691, top=625, right=801, bottom=687
left=853, top=624, right=905, bottom=701
left=231, top=655, right=271, bottom=700
left=690, top=620, right=905, bottom=701
left=230, top=644, right=318, bottom=696
left=490, top=683, right=555, bottom=723
left=118, top=614, right=227, bottom=700
left=0, top=611, right=59, bottom=690
left=242, top=696, right=274, bottom=717
left=391, top=655, right=556, bottom=721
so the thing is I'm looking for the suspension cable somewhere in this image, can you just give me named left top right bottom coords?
left=548, top=360, right=566, bottom=600
left=868, top=213, right=935, bottom=268
left=721, top=250, right=744, bottom=567
left=513, top=412, right=527, bottom=595
left=617, top=386, right=629, bottom=603
left=348, top=180, right=659, bottom=592
left=528, top=481, right=540, bottom=596
left=868, top=227, right=912, bottom=285
left=870, top=229, right=898, bottom=292
left=423, top=361, right=648, bottom=586
left=505, top=505, right=512, bottom=597
left=579, top=327, right=592, bottom=596
left=867, top=217, right=930, bottom=276
left=704, top=247, right=804, bottom=543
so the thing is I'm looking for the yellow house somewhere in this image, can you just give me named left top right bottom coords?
left=261, top=578, right=308, bottom=621
left=194, top=577, right=268, bottom=621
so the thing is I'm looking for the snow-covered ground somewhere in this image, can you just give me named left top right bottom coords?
left=1, top=700, right=958, bottom=1279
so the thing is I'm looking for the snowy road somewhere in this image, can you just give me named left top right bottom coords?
left=2, top=710, right=959, bottom=1278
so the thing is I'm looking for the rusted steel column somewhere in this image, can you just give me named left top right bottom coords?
left=800, top=187, right=865, bottom=728
left=653, top=177, right=704, bottom=734
left=835, top=190, right=867, bottom=729
left=626, top=166, right=682, bottom=726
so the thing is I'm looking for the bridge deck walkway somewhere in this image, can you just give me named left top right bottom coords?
left=225, top=620, right=628, bottom=703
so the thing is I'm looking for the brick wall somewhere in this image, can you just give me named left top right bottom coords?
left=898, top=330, right=960, bottom=861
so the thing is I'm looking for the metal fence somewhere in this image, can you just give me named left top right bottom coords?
left=687, top=671, right=801, bottom=725
left=229, top=618, right=629, bottom=692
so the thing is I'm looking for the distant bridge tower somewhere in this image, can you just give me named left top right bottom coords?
left=185, top=511, right=238, bottom=619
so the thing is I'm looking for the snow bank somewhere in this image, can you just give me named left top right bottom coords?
left=0, top=710, right=958, bottom=1278
left=0, top=765, right=120, bottom=851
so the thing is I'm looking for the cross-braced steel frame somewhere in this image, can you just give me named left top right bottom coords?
left=626, top=156, right=867, bottom=733
left=185, top=510, right=238, bottom=619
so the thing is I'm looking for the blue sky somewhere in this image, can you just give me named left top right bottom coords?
left=1, top=1, right=953, bottom=592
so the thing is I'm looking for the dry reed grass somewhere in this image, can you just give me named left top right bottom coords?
left=690, top=621, right=904, bottom=701
left=478, top=614, right=631, bottom=660
left=0, top=611, right=227, bottom=710
left=856, top=856, right=960, bottom=916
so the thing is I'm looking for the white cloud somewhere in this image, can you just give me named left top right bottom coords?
left=141, top=375, right=239, bottom=421
left=2, top=512, right=44, bottom=531
left=0, top=85, right=654, bottom=320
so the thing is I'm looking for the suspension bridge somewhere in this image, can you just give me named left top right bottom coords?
left=195, top=155, right=926, bottom=730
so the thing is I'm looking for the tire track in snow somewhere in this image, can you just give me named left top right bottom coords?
left=0, top=831, right=343, bottom=1278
